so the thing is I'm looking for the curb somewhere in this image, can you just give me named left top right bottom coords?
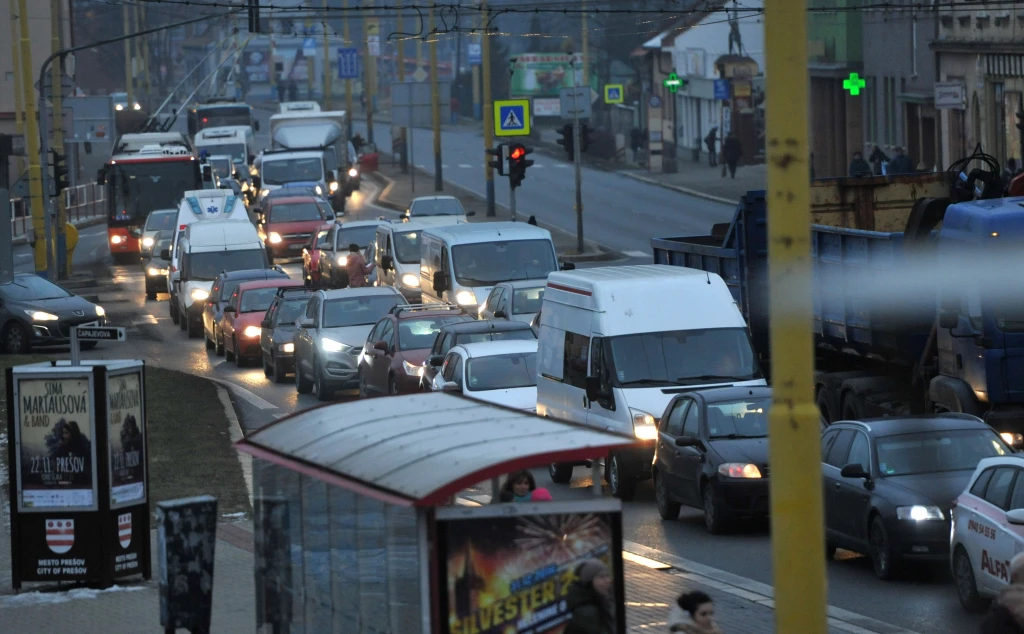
left=215, top=384, right=254, bottom=509
left=11, top=216, right=107, bottom=247
left=616, top=171, right=739, bottom=206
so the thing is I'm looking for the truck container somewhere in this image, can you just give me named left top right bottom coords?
left=652, top=173, right=1024, bottom=443
left=267, top=110, right=355, bottom=208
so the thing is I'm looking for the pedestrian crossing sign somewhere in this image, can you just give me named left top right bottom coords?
left=604, top=84, right=624, bottom=104
left=495, top=99, right=530, bottom=137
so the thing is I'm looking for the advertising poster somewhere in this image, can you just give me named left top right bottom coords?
left=245, top=51, right=270, bottom=83
left=511, top=54, right=585, bottom=97
left=108, top=372, right=146, bottom=506
left=442, top=509, right=618, bottom=634
left=16, top=376, right=96, bottom=510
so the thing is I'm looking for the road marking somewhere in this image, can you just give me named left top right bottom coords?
left=131, top=315, right=159, bottom=327
left=554, top=163, right=570, bottom=167
left=415, top=164, right=426, bottom=169
left=624, top=250, right=650, bottom=258
left=215, top=385, right=253, bottom=506
left=210, top=379, right=279, bottom=410
left=14, top=253, right=31, bottom=259
left=458, top=164, right=472, bottom=168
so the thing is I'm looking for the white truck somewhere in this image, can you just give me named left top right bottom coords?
left=267, top=110, right=357, bottom=210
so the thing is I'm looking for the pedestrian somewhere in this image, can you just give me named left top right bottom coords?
left=704, top=128, right=718, bottom=167
left=527, top=215, right=538, bottom=226
left=849, top=151, right=872, bottom=177
left=668, top=590, right=722, bottom=633
left=980, top=553, right=1024, bottom=633
left=630, top=127, right=643, bottom=162
left=563, top=559, right=615, bottom=634
left=451, top=95, right=460, bottom=124
left=1005, top=158, right=1019, bottom=184
left=722, top=133, right=741, bottom=179
left=496, top=470, right=536, bottom=503
left=344, top=243, right=374, bottom=288
left=287, top=79, right=298, bottom=102
left=531, top=487, right=553, bottom=501
left=868, top=146, right=888, bottom=176
left=887, top=146, right=915, bottom=175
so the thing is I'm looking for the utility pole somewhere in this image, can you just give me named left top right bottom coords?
left=123, top=3, right=133, bottom=104
left=322, top=0, right=332, bottom=109
left=305, top=14, right=314, bottom=100
left=343, top=0, right=353, bottom=139
left=581, top=0, right=589, bottom=86
left=481, top=0, right=495, bottom=216
left=764, top=0, right=826, bottom=632
left=134, top=3, right=144, bottom=105
left=8, top=0, right=25, bottom=175
left=142, top=5, right=152, bottom=104
left=51, top=0, right=67, bottom=279
left=429, top=6, right=442, bottom=192
left=365, top=8, right=377, bottom=144
left=471, top=28, right=480, bottom=120
left=396, top=0, right=408, bottom=173
left=570, top=56, right=584, bottom=254
left=18, top=0, right=46, bottom=274
left=269, top=36, right=277, bottom=102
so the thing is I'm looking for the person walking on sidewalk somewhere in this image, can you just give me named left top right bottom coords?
left=345, top=244, right=375, bottom=288
left=496, top=470, right=536, bottom=502
left=723, top=134, right=742, bottom=179
left=705, top=128, right=719, bottom=167
left=564, top=559, right=615, bottom=634
left=630, top=127, right=643, bottom=162
left=668, top=590, right=722, bottom=634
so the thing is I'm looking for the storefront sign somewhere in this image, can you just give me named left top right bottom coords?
left=935, top=81, right=967, bottom=109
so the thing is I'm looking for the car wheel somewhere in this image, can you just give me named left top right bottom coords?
left=263, top=354, right=272, bottom=378
left=233, top=337, right=245, bottom=367
left=3, top=322, right=31, bottom=354
left=295, top=359, right=313, bottom=394
left=170, top=301, right=179, bottom=324
left=954, top=546, right=989, bottom=612
left=358, top=370, right=370, bottom=398
left=388, top=374, right=399, bottom=396
left=869, top=514, right=895, bottom=580
left=702, top=482, right=729, bottom=534
left=608, top=454, right=637, bottom=501
left=654, top=471, right=681, bottom=520
left=549, top=462, right=574, bottom=484
left=205, top=330, right=215, bottom=350
left=215, top=328, right=225, bottom=356
left=178, top=310, right=187, bottom=330
left=313, top=364, right=331, bottom=402
left=272, top=355, right=287, bottom=384
left=146, top=290, right=157, bottom=301
left=224, top=337, right=235, bottom=362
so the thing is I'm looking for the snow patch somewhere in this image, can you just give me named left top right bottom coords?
left=221, top=512, right=246, bottom=519
left=0, top=584, right=146, bottom=608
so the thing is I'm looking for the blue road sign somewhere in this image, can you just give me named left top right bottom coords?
left=468, top=43, right=482, bottom=66
left=302, top=37, right=317, bottom=51
left=494, top=99, right=530, bottom=137
left=338, top=48, right=359, bottom=79
left=714, top=78, right=731, bottom=100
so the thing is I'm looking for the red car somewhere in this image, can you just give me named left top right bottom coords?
left=221, top=279, right=304, bottom=366
left=302, top=224, right=333, bottom=287
left=257, top=195, right=335, bottom=263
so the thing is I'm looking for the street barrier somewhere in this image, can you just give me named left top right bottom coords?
left=9, top=183, right=106, bottom=241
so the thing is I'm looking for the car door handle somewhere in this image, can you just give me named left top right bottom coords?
left=834, top=482, right=841, bottom=490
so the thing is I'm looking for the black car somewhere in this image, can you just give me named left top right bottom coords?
left=419, top=319, right=537, bottom=390
left=653, top=386, right=773, bottom=534
left=203, top=268, right=289, bottom=354
left=260, top=287, right=313, bottom=383
left=821, top=415, right=1012, bottom=580
left=0, top=274, right=107, bottom=353
left=142, top=230, right=173, bottom=300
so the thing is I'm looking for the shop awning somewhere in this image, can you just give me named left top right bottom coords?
left=236, top=393, right=637, bottom=506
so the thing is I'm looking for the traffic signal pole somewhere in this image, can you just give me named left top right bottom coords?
left=571, top=57, right=584, bottom=254
left=429, top=6, right=443, bottom=192
left=481, top=0, right=495, bottom=216
left=51, top=0, right=67, bottom=279
left=17, top=0, right=46, bottom=275
left=764, top=0, right=827, bottom=632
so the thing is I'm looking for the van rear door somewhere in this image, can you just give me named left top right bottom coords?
left=537, top=298, right=593, bottom=425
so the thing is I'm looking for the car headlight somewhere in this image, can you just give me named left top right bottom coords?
left=455, top=290, right=476, bottom=305
left=1001, top=432, right=1024, bottom=446
left=337, top=254, right=349, bottom=266
left=897, top=505, right=944, bottom=521
left=348, top=167, right=358, bottom=178
left=629, top=408, right=658, bottom=440
left=329, top=181, right=339, bottom=193
left=321, top=337, right=347, bottom=352
left=147, top=267, right=169, bottom=276
left=280, top=342, right=294, bottom=353
left=403, top=360, right=424, bottom=376
left=142, top=237, right=154, bottom=248
left=115, top=103, right=124, bottom=111
left=243, top=325, right=262, bottom=338
left=315, top=185, right=324, bottom=196
left=95, top=306, right=105, bottom=317
left=190, top=288, right=210, bottom=301
left=25, top=310, right=58, bottom=321
left=260, top=189, right=270, bottom=197
left=133, top=102, right=141, bottom=111
left=401, top=273, right=420, bottom=288
left=110, top=235, right=124, bottom=244
left=268, top=232, right=283, bottom=244
left=718, top=463, right=762, bottom=479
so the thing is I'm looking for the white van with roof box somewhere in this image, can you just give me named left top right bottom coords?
left=420, top=222, right=570, bottom=312
left=536, top=265, right=766, bottom=500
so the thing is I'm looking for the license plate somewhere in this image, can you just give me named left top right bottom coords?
left=289, top=244, right=302, bottom=250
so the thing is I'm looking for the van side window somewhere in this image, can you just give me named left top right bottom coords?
left=563, top=332, right=590, bottom=389
left=305, top=297, right=319, bottom=320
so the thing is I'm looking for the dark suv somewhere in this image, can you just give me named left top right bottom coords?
left=260, top=287, right=314, bottom=383
left=203, top=268, right=289, bottom=354
left=419, top=319, right=537, bottom=390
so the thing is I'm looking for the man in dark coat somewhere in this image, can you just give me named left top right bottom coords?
left=887, top=146, right=915, bottom=175
left=849, top=151, right=872, bottom=177
left=722, top=133, right=742, bottom=178
left=705, top=128, right=718, bottom=167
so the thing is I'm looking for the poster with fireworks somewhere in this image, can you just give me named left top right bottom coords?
left=15, top=374, right=97, bottom=511
left=108, top=371, right=146, bottom=506
left=439, top=501, right=623, bottom=634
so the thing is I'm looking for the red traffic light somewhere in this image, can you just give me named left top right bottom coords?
left=510, top=147, right=525, bottom=160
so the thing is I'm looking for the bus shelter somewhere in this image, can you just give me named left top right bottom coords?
left=236, top=392, right=637, bottom=634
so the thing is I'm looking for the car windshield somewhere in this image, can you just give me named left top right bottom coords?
left=269, top=202, right=325, bottom=223
left=337, top=226, right=379, bottom=249
left=1, top=276, right=72, bottom=301
left=145, top=210, right=177, bottom=232
left=706, top=398, right=771, bottom=439
left=323, top=295, right=403, bottom=328
left=210, top=157, right=232, bottom=176
left=467, top=352, right=538, bottom=391
left=451, top=240, right=556, bottom=286
left=607, top=327, right=761, bottom=387
left=186, top=250, right=267, bottom=281
left=314, top=229, right=331, bottom=248
left=455, top=328, right=537, bottom=346
left=198, top=143, right=246, bottom=163
left=393, top=230, right=421, bottom=264
left=410, top=198, right=464, bottom=217
left=513, top=287, right=545, bottom=314
left=240, top=287, right=285, bottom=313
left=874, top=429, right=1010, bottom=476
left=196, top=107, right=250, bottom=129
left=399, top=316, right=472, bottom=350
left=262, top=158, right=323, bottom=185
left=151, top=239, right=172, bottom=257
left=275, top=298, right=310, bottom=325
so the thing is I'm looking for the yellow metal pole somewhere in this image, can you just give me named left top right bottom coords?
left=481, top=0, right=494, bottom=216
left=18, top=0, right=45, bottom=274
left=8, top=0, right=25, bottom=175
left=343, top=0, right=353, bottom=137
left=581, top=0, right=588, bottom=86
left=429, top=7, right=441, bottom=191
left=123, top=3, right=133, bottom=104
left=764, top=0, right=826, bottom=632
left=51, top=0, right=68, bottom=279
left=322, top=0, right=332, bottom=109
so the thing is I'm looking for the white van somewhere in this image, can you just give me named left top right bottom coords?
left=536, top=265, right=767, bottom=500
left=420, top=222, right=567, bottom=312
left=194, top=126, right=255, bottom=169
left=374, top=222, right=428, bottom=302
left=173, top=219, right=267, bottom=338
left=279, top=101, right=321, bottom=114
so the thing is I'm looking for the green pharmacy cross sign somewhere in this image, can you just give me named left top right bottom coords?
left=843, top=72, right=866, bottom=96
left=664, top=72, right=684, bottom=93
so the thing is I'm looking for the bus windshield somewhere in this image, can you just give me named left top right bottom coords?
left=108, top=160, right=200, bottom=227
left=196, top=106, right=251, bottom=130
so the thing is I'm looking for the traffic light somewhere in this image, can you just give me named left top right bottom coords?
left=508, top=143, right=534, bottom=188
left=556, top=123, right=574, bottom=160
left=580, top=123, right=593, bottom=153
left=247, top=0, right=261, bottom=33
left=486, top=143, right=507, bottom=176
left=50, top=148, right=69, bottom=195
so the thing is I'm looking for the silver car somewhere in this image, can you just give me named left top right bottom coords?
left=140, top=209, right=178, bottom=251
left=293, top=286, right=406, bottom=401
left=477, top=279, right=546, bottom=324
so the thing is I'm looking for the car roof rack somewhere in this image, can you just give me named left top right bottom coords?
left=388, top=303, right=464, bottom=317
left=935, top=412, right=985, bottom=423
left=276, top=286, right=314, bottom=298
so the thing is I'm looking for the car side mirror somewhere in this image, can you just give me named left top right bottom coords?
left=466, top=211, right=476, bottom=217
left=840, top=463, right=871, bottom=480
left=373, top=340, right=389, bottom=352
left=675, top=436, right=704, bottom=450
left=428, top=354, right=444, bottom=367
left=160, top=248, right=171, bottom=260
left=248, top=154, right=256, bottom=164
left=381, top=255, right=393, bottom=270
left=223, top=306, right=236, bottom=314
left=561, top=262, right=576, bottom=271
left=442, top=381, right=461, bottom=393
left=585, top=376, right=608, bottom=402
left=432, top=271, right=448, bottom=293
left=299, top=317, right=314, bottom=328
left=938, top=308, right=958, bottom=329
left=1008, top=509, right=1024, bottom=525
left=261, top=318, right=272, bottom=328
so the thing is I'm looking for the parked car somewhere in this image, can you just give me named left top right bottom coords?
left=257, top=195, right=335, bottom=263
left=420, top=319, right=537, bottom=391
left=140, top=209, right=177, bottom=250
left=477, top=279, right=546, bottom=324
left=293, top=286, right=406, bottom=401
left=358, top=304, right=473, bottom=397
left=221, top=279, right=304, bottom=366
left=301, top=225, right=333, bottom=287
left=142, top=230, right=173, bottom=300
left=652, top=386, right=773, bottom=533
left=319, top=220, right=387, bottom=288
left=260, top=287, right=314, bottom=382
left=950, top=455, right=1024, bottom=612
left=0, top=274, right=107, bottom=354
left=434, top=340, right=538, bottom=411
left=203, top=268, right=289, bottom=355
left=821, top=414, right=1011, bottom=580
left=403, top=195, right=474, bottom=226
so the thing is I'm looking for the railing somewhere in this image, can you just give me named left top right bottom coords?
left=10, top=183, right=106, bottom=241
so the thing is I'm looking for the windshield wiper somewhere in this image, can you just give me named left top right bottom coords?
left=456, top=277, right=495, bottom=286
left=709, top=433, right=766, bottom=440
left=675, top=374, right=755, bottom=383
left=619, top=379, right=674, bottom=387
